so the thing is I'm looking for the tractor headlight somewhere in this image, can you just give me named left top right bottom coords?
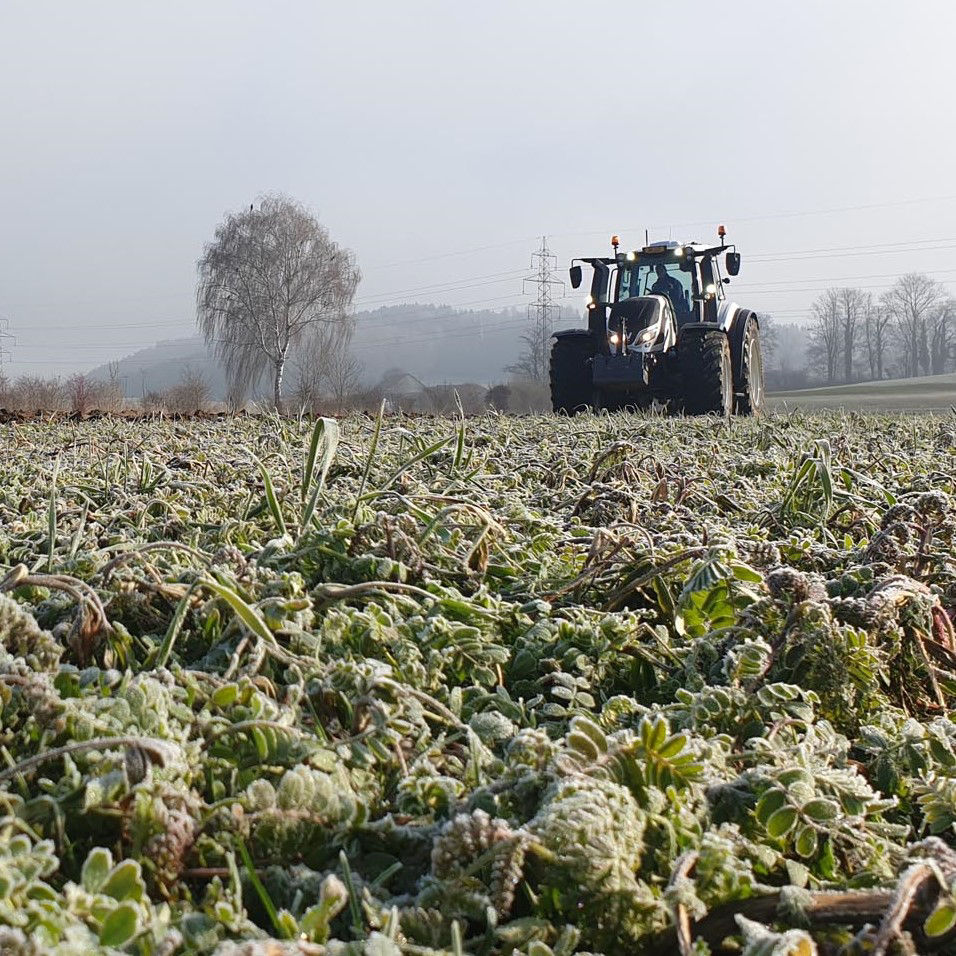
left=706, top=284, right=716, bottom=294
left=609, top=332, right=621, bottom=345
left=634, top=327, right=656, bottom=345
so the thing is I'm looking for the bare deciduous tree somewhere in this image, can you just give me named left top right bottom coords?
left=141, top=389, right=165, bottom=414
left=881, top=273, right=945, bottom=378
left=291, top=315, right=361, bottom=413
left=757, top=313, right=779, bottom=367
left=67, top=374, right=96, bottom=417
left=9, top=376, right=67, bottom=413
left=834, top=287, right=868, bottom=383
left=101, top=362, right=125, bottom=413
left=197, top=195, right=360, bottom=409
left=863, top=295, right=893, bottom=381
left=929, top=297, right=954, bottom=375
left=162, top=367, right=210, bottom=414
left=325, top=349, right=363, bottom=413
left=68, top=367, right=125, bottom=416
left=807, top=289, right=843, bottom=384
left=507, top=307, right=556, bottom=384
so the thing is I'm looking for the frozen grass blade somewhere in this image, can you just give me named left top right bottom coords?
left=68, top=499, right=89, bottom=560
left=339, top=849, right=364, bottom=940
left=352, top=399, right=384, bottom=521
left=373, top=434, right=452, bottom=496
left=237, top=838, right=282, bottom=936
left=203, top=577, right=275, bottom=646
left=300, top=417, right=339, bottom=535
left=452, top=391, right=466, bottom=473
left=154, top=581, right=198, bottom=669
left=47, top=454, right=60, bottom=573
left=250, top=452, right=287, bottom=537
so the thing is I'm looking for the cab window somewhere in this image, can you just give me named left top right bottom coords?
left=618, top=261, right=692, bottom=314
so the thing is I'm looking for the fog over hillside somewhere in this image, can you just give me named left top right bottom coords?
left=87, top=304, right=536, bottom=398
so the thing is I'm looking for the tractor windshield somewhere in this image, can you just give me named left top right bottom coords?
left=618, top=260, right=693, bottom=317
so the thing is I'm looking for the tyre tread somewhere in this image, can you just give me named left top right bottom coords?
left=549, top=335, right=595, bottom=413
left=678, top=329, right=731, bottom=415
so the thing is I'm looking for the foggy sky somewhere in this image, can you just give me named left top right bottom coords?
left=2, top=0, right=956, bottom=378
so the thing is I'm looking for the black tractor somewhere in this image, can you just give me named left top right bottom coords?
left=549, top=227, right=764, bottom=415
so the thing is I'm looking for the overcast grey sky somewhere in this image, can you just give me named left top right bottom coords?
left=2, top=0, right=956, bottom=377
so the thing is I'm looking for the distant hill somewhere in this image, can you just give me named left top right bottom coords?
left=88, top=336, right=221, bottom=399
left=88, top=303, right=541, bottom=398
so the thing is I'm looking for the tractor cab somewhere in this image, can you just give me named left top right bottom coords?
left=569, top=232, right=742, bottom=353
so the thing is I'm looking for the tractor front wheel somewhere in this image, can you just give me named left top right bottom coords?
left=677, top=329, right=733, bottom=416
left=550, top=334, right=595, bottom=413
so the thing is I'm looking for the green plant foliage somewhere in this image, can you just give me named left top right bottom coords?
left=0, top=410, right=955, bottom=952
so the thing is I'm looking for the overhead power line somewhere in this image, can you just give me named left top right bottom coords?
left=733, top=267, right=956, bottom=288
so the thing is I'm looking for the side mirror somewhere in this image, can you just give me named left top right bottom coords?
left=569, top=264, right=583, bottom=289
left=725, top=252, right=741, bottom=276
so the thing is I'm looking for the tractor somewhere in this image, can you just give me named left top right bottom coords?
left=549, top=227, right=764, bottom=415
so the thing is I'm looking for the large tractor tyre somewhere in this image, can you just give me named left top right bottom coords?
left=730, top=310, right=765, bottom=416
left=550, top=334, right=596, bottom=414
left=677, top=329, right=734, bottom=416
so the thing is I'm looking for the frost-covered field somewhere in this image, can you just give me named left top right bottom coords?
left=1, top=411, right=955, bottom=955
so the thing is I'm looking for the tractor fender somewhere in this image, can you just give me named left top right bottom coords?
left=717, top=300, right=742, bottom=332
left=552, top=328, right=595, bottom=341
left=677, top=322, right=728, bottom=339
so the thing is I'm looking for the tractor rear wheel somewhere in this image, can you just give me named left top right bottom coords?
left=730, top=311, right=765, bottom=416
left=677, top=329, right=733, bottom=416
left=550, top=334, right=595, bottom=413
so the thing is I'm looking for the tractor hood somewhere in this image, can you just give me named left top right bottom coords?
left=607, top=295, right=675, bottom=352
left=608, top=295, right=668, bottom=336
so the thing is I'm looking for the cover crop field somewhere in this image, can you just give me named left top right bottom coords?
left=1, top=411, right=956, bottom=955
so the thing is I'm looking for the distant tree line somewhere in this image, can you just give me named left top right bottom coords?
left=804, top=273, right=954, bottom=385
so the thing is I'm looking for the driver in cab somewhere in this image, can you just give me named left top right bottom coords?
left=650, top=263, right=685, bottom=313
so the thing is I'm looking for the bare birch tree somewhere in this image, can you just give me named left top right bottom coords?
left=197, top=196, right=360, bottom=409
left=881, top=273, right=944, bottom=378
left=807, top=289, right=843, bottom=384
